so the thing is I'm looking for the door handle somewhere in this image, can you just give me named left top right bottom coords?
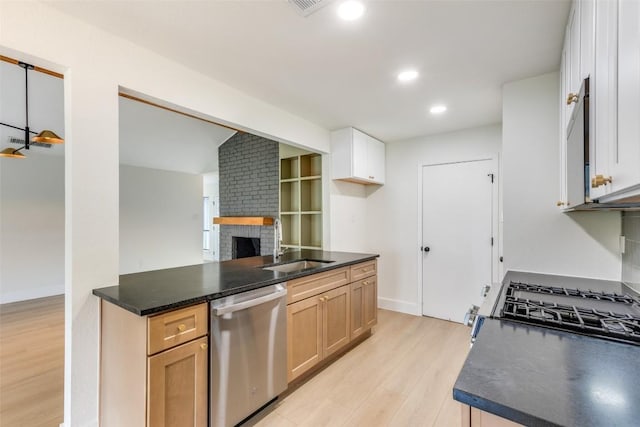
left=213, top=285, right=287, bottom=316
left=422, top=246, right=430, bottom=253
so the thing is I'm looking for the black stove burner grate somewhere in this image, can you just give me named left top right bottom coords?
left=501, top=281, right=640, bottom=345
left=506, top=281, right=640, bottom=305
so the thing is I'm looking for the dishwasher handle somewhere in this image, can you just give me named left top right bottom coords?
left=213, top=285, right=287, bottom=316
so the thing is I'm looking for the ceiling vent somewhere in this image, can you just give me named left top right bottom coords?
left=288, top=0, right=333, bottom=17
left=8, top=136, right=52, bottom=148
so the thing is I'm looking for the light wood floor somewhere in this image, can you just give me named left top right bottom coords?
left=0, top=298, right=469, bottom=427
left=250, top=309, right=471, bottom=427
left=0, top=295, right=64, bottom=427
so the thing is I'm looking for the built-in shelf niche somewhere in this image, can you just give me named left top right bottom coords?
left=280, top=153, right=322, bottom=250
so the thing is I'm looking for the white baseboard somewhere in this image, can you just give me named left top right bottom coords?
left=0, top=285, right=64, bottom=304
left=377, top=297, right=421, bottom=316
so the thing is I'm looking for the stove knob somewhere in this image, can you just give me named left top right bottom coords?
left=481, top=285, right=491, bottom=297
left=464, top=305, right=479, bottom=327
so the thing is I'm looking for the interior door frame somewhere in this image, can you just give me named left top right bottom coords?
left=417, top=154, right=501, bottom=317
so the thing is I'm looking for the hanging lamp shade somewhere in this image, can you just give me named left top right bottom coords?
left=0, top=148, right=26, bottom=159
left=33, top=130, right=64, bottom=144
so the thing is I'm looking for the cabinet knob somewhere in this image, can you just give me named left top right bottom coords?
left=566, top=93, right=579, bottom=105
left=556, top=201, right=565, bottom=207
left=177, top=324, right=186, bottom=332
left=200, top=343, right=208, bottom=350
left=591, top=174, right=613, bottom=188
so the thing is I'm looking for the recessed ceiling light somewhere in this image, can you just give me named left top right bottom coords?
left=337, top=1, right=365, bottom=21
left=397, top=70, right=419, bottom=82
left=430, top=105, right=447, bottom=114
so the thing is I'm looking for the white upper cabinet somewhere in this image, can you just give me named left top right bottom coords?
left=591, top=0, right=618, bottom=199
left=559, top=0, right=594, bottom=207
left=560, top=0, right=640, bottom=206
left=605, top=0, right=640, bottom=200
left=331, top=127, right=385, bottom=185
left=592, top=0, right=640, bottom=202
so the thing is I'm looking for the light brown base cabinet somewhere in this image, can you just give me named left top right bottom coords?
left=462, top=405, right=523, bottom=427
left=100, top=301, right=209, bottom=427
left=287, top=259, right=378, bottom=382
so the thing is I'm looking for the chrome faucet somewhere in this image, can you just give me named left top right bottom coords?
left=273, top=218, right=284, bottom=259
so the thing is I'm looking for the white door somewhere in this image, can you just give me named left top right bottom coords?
left=421, top=160, right=494, bottom=322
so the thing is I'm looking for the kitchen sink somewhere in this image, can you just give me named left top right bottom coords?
left=262, top=259, right=334, bottom=273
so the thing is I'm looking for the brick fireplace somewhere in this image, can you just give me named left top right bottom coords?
left=218, top=133, right=279, bottom=261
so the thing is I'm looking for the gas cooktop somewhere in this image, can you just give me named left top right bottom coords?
left=498, top=281, right=640, bottom=345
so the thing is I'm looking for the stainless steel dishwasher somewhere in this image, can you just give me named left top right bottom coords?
left=209, top=283, right=287, bottom=427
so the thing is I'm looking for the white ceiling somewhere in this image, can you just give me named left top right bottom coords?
left=50, top=0, right=571, bottom=143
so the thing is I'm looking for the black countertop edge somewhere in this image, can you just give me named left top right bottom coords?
left=453, top=389, right=561, bottom=427
left=93, top=251, right=379, bottom=316
left=453, top=313, right=640, bottom=427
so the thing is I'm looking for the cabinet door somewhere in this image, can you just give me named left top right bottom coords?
left=352, top=128, right=369, bottom=180
left=559, top=44, right=569, bottom=208
left=567, top=2, right=581, bottom=118
left=581, top=0, right=595, bottom=80
left=362, top=277, right=378, bottom=329
left=322, top=285, right=351, bottom=358
left=351, top=277, right=377, bottom=339
left=611, top=0, right=640, bottom=194
left=592, top=0, right=618, bottom=199
left=287, top=296, right=323, bottom=382
left=147, top=336, right=208, bottom=427
left=350, top=280, right=365, bottom=339
left=366, top=136, right=385, bottom=184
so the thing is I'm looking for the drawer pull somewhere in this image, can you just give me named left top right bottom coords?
left=200, top=343, right=208, bottom=350
left=363, top=281, right=369, bottom=285
left=177, top=324, right=186, bottom=332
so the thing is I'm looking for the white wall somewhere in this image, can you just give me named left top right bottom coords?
left=503, top=72, right=621, bottom=280
left=119, top=165, right=203, bottom=274
left=0, top=2, right=332, bottom=425
left=365, top=124, right=502, bottom=315
left=328, top=181, right=369, bottom=252
left=0, top=153, right=65, bottom=303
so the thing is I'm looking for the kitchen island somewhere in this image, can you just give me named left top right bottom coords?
left=454, top=272, right=640, bottom=427
left=93, top=249, right=378, bottom=315
left=94, top=250, right=379, bottom=427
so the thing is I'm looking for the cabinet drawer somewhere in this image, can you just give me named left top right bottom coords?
left=350, top=260, right=377, bottom=282
left=287, top=267, right=350, bottom=304
left=148, top=303, right=208, bottom=355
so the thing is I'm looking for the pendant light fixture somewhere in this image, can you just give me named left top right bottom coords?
left=0, top=61, right=65, bottom=159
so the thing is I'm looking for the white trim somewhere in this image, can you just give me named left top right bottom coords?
left=0, top=286, right=64, bottom=304
left=417, top=154, right=501, bottom=316
left=377, top=297, right=421, bottom=316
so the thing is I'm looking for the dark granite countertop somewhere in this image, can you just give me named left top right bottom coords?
left=93, top=250, right=378, bottom=316
left=454, top=271, right=640, bottom=426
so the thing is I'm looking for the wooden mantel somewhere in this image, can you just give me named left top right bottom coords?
left=213, top=217, right=274, bottom=226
